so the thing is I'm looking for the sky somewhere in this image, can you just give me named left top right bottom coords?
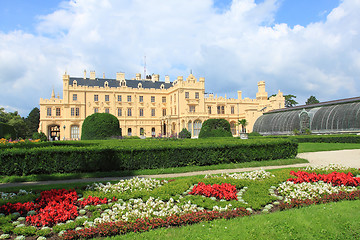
left=1, top=0, right=359, bottom=117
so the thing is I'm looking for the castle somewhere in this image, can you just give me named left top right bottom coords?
left=39, top=71, right=285, bottom=140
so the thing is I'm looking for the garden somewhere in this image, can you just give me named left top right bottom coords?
left=1, top=164, right=360, bottom=239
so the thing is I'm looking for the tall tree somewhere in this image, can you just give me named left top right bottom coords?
left=25, top=107, right=40, bottom=136
left=284, top=94, right=298, bottom=108
left=305, top=96, right=320, bottom=105
left=0, top=108, right=11, bottom=123
left=8, top=115, right=29, bottom=139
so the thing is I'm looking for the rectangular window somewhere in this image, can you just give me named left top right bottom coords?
left=47, top=108, right=51, bottom=116
left=208, top=106, right=211, bottom=114
left=105, top=95, right=109, bottom=102
left=76, top=107, right=80, bottom=116
left=56, top=108, right=61, bottom=116
left=127, top=108, right=132, bottom=116
left=71, top=108, right=74, bottom=116
left=185, top=92, right=189, bottom=99
left=117, top=95, right=122, bottom=102
left=217, top=106, right=220, bottom=114
left=94, top=108, right=99, bottom=113
left=127, top=95, right=131, bottom=102
left=195, top=92, right=199, bottom=99
left=139, top=96, right=143, bottom=102
left=105, top=108, right=109, bottom=113
left=94, top=94, right=98, bottom=101
left=221, top=106, right=225, bottom=114
left=162, top=109, right=166, bottom=116
left=70, top=126, right=79, bottom=139
left=231, top=106, right=235, bottom=114
left=189, top=106, right=195, bottom=113
left=162, top=96, right=166, bottom=103
left=73, top=94, right=77, bottom=101
left=139, top=108, right=144, bottom=117
left=151, top=108, right=155, bottom=116
left=151, top=96, right=155, bottom=102
left=117, top=108, right=122, bottom=116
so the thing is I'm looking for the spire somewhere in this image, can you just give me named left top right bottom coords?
left=51, top=88, right=55, bottom=99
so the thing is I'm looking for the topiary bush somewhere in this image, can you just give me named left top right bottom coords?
left=81, top=113, right=121, bottom=140
left=179, top=128, right=191, bottom=138
left=198, top=119, right=233, bottom=138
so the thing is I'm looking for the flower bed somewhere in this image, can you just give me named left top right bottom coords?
left=189, top=182, right=238, bottom=201
left=1, top=167, right=360, bottom=239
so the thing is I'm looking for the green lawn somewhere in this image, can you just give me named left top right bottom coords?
left=102, top=200, right=360, bottom=240
left=298, top=142, right=360, bottom=153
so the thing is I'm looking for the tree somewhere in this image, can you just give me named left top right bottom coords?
left=198, top=119, right=233, bottom=138
left=25, top=107, right=40, bottom=137
left=0, top=108, right=12, bottom=123
left=284, top=94, right=298, bottom=108
left=305, top=96, right=320, bottom=105
left=238, top=119, right=248, bottom=133
left=81, top=113, right=121, bottom=140
left=8, top=115, right=29, bottom=139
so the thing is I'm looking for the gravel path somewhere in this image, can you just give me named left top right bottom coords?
left=1, top=149, right=359, bottom=189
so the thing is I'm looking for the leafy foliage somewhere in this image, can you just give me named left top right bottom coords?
left=179, top=128, right=191, bottom=138
left=305, top=96, right=320, bottom=105
left=81, top=113, right=121, bottom=140
left=0, top=122, right=16, bottom=139
left=25, top=107, right=40, bottom=136
left=284, top=94, right=298, bottom=108
left=199, top=119, right=233, bottom=138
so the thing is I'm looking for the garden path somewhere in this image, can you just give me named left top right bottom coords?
left=1, top=149, right=359, bottom=189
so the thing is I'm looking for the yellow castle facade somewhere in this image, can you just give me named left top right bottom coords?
left=39, top=71, right=285, bottom=140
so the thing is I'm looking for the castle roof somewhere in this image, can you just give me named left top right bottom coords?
left=69, top=77, right=173, bottom=89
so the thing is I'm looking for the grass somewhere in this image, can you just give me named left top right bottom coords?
left=0, top=158, right=307, bottom=184
left=298, top=142, right=360, bottom=153
left=101, top=200, right=360, bottom=240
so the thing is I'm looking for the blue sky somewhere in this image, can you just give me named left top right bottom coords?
left=0, top=0, right=359, bottom=117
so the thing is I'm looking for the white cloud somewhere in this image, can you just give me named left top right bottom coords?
left=0, top=0, right=360, bottom=116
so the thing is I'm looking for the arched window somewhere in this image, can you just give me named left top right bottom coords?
left=140, top=128, right=144, bottom=136
left=138, top=83, right=142, bottom=88
left=121, top=80, right=126, bottom=87
left=193, top=120, right=202, bottom=137
left=230, top=122, right=236, bottom=135
left=151, top=127, right=156, bottom=137
left=127, top=128, right=132, bottom=136
left=187, top=121, right=192, bottom=136
left=70, top=125, right=79, bottom=139
left=160, top=84, right=164, bottom=89
left=104, top=81, right=109, bottom=87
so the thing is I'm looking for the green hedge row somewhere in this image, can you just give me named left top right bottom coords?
left=0, top=138, right=298, bottom=176
left=250, top=134, right=360, bottom=143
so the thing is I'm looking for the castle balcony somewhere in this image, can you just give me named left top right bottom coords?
left=186, top=98, right=200, bottom=104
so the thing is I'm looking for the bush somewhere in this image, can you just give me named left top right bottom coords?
left=179, top=128, right=191, bottom=139
left=0, top=138, right=298, bottom=176
left=32, top=132, right=47, bottom=142
left=248, top=132, right=261, bottom=137
left=198, top=119, right=233, bottom=138
left=81, top=113, right=121, bottom=140
left=0, top=122, right=16, bottom=139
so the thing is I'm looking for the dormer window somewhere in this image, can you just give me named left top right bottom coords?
left=104, top=81, right=109, bottom=87
left=121, top=80, right=126, bottom=87
left=160, top=84, right=164, bottom=89
left=73, top=80, right=77, bottom=87
left=138, top=83, right=142, bottom=88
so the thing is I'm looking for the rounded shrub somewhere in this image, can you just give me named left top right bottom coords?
left=81, top=113, right=121, bottom=140
left=198, top=119, right=233, bottom=138
left=32, top=132, right=47, bottom=141
left=179, top=128, right=191, bottom=138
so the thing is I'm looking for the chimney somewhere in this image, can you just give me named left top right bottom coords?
left=83, top=70, right=86, bottom=79
left=152, top=74, right=159, bottom=82
left=165, top=75, right=170, bottom=83
left=103, top=72, right=105, bottom=79
left=136, top=73, right=141, bottom=80
left=199, top=77, right=205, bottom=83
left=116, top=72, right=125, bottom=81
left=90, top=71, right=96, bottom=80
left=237, top=91, right=242, bottom=100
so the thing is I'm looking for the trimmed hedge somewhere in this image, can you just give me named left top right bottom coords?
left=0, top=138, right=297, bottom=176
left=81, top=113, right=121, bottom=140
left=250, top=134, right=360, bottom=143
left=0, top=122, right=16, bottom=139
